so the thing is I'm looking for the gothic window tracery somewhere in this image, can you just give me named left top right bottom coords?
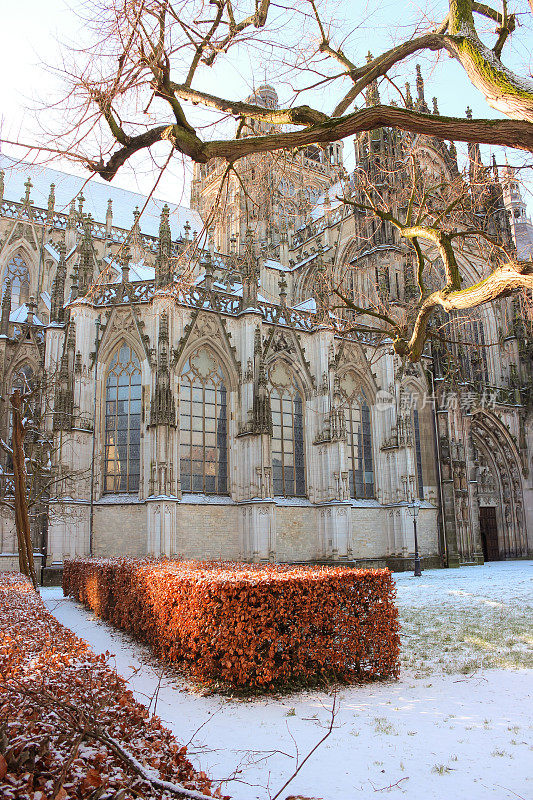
left=179, top=346, right=228, bottom=495
left=3, top=254, right=30, bottom=309
left=413, top=408, right=424, bottom=500
left=104, top=343, right=142, bottom=493
left=268, top=362, right=305, bottom=497
left=339, top=371, right=374, bottom=499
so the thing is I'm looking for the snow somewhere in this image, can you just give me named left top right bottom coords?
left=0, top=154, right=202, bottom=239
left=293, top=298, right=317, bottom=313
left=103, top=255, right=156, bottom=282
left=9, top=303, right=44, bottom=324
left=41, top=561, right=532, bottom=800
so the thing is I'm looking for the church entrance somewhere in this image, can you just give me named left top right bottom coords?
left=479, top=507, right=499, bottom=561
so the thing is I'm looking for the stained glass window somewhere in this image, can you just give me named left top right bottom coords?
left=3, top=254, right=30, bottom=309
left=340, top=371, right=374, bottom=499
left=413, top=408, right=424, bottom=500
left=104, top=344, right=142, bottom=493
left=269, top=362, right=305, bottom=496
left=179, top=347, right=228, bottom=495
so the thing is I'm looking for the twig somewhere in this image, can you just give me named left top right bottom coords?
left=270, top=691, right=339, bottom=800
left=370, top=776, right=409, bottom=792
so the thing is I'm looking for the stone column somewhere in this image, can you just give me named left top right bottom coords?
left=236, top=309, right=276, bottom=561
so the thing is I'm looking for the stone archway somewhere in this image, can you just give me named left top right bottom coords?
left=470, top=413, right=528, bottom=559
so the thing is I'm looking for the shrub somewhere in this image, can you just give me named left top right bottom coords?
left=64, top=558, right=400, bottom=690
left=0, top=572, right=216, bottom=800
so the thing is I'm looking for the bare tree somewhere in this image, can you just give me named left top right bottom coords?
left=37, top=0, right=533, bottom=180
left=329, top=154, right=533, bottom=360
left=0, top=375, right=90, bottom=588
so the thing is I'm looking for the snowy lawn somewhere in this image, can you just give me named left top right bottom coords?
left=42, top=561, right=533, bottom=800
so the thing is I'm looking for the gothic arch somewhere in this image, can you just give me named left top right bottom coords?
left=402, top=376, right=438, bottom=499
left=470, top=410, right=528, bottom=559
left=267, top=358, right=307, bottom=497
left=177, top=336, right=239, bottom=394
left=175, top=312, right=240, bottom=393
left=178, top=343, right=230, bottom=496
left=7, top=358, right=40, bottom=392
left=1, top=247, right=33, bottom=309
left=0, top=239, right=36, bottom=278
left=263, top=349, right=313, bottom=402
left=337, top=363, right=378, bottom=405
left=336, top=366, right=376, bottom=499
left=102, top=341, right=143, bottom=495
left=97, top=309, right=150, bottom=382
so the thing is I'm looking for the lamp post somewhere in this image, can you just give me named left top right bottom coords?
left=407, top=495, right=422, bottom=577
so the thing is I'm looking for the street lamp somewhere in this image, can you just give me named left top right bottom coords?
left=406, top=495, right=422, bottom=577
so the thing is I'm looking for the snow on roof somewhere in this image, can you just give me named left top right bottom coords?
left=104, top=255, right=156, bottom=283
left=293, top=298, right=317, bottom=312
left=0, top=154, right=203, bottom=240
left=310, top=180, right=344, bottom=221
left=10, top=303, right=44, bottom=325
left=45, top=243, right=60, bottom=261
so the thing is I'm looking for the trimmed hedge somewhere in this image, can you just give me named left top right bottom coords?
left=0, top=572, right=215, bottom=800
left=64, top=558, right=400, bottom=690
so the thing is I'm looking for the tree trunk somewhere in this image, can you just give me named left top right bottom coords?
left=11, top=390, right=37, bottom=589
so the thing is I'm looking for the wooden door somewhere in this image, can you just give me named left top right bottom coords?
left=479, top=507, right=500, bottom=561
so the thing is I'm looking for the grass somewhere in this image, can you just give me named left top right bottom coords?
left=397, top=601, right=533, bottom=675
left=432, top=764, right=452, bottom=775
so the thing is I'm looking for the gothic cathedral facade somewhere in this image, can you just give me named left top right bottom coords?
left=0, top=81, right=531, bottom=580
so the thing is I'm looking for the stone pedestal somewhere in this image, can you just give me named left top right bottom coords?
left=146, top=497, right=178, bottom=557
left=318, top=502, right=352, bottom=559
left=240, top=500, right=276, bottom=561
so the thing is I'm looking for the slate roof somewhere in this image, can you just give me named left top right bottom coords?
left=0, top=154, right=203, bottom=240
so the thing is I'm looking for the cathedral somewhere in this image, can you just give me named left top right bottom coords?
left=0, top=75, right=531, bottom=583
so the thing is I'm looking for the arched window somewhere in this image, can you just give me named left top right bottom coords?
left=179, top=346, right=228, bottom=494
left=412, top=408, right=424, bottom=500
left=269, top=362, right=305, bottom=497
left=401, top=388, right=427, bottom=501
left=104, top=343, right=142, bottom=493
left=339, top=371, right=374, bottom=499
left=3, top=255, right=30, bottom=309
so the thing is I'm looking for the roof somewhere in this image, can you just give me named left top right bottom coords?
left=0, top=154, right=203, bottom=240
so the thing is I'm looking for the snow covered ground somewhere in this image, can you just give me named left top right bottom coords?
left=41, top=562, right=533, bottom=800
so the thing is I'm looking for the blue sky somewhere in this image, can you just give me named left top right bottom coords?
left=1, top=0, right=531, bottom=213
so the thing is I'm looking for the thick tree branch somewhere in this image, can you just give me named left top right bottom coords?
left=170, top=83, right=330, bottom=125
left=446, top=0, right=533, bottom=122
left=88, top=103, right=533, bottom=181
left=201, top=106, right=533, bottom=160
left=403, top=260, right=533, bottom=361
left=331, top=33, right=445, bottom=117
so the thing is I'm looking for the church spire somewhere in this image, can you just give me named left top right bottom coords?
left=151, top=311, right=176, bottom=426
left=78, top=214, right=95, bottom=295
left=365, top=52, right=380, bottom=106
left=241, top=228, right=259, bottom=308
left=51, top=241, right=67, bottom=323
left=466, top=107, right=483, bottom=185
left=415, top=64, right=429, bottom=113
left=155, top=204, right=172, bottom=288
left=47, top=184, right=56, bottom=221
left=1, top=279, right=12, bottom=336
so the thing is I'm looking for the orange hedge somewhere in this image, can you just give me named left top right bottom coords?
left=0, top=572, right=216, bottom=800
left=63, top=558, right=400, bottom=690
